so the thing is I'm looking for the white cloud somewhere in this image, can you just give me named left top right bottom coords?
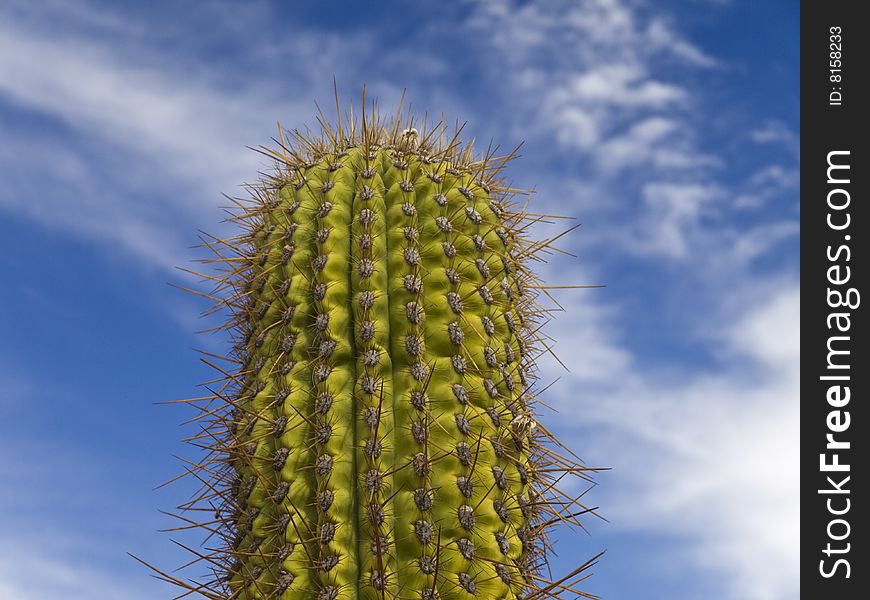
left=465, top=0, right=714, bottom=176
left=566, top=65, right=687, bottom=109
left=0, top=3, right=381, bottom=271
left=542, top=283, right=799, bottom=600
left=541, top=70, right=689, bottom=155
left=573, top=179, right=758, bottom=262
left=534, top=265, right=631, bottom=383
left=637, top=181, right=724, bottom=257
left=645, top=18, right=719, bottom=67
left=0, top=18, right=262, bottom=269
left=470, top=0, right=797, bottom=277
left=750, top=120, right=800, bottom=156
left=0, top=20, right=271, bottom=189
left=734, top=165, right=799, bottom=209
left=749, top=165, right=799, bottom=189
left=728, top=220, right=800, bottom=263
left=596, top=118, right=702, bottom=174
left=0, top=538, right=156, bottom=600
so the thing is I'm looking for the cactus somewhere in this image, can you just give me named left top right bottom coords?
left=153, top=94, right=599, bottom=600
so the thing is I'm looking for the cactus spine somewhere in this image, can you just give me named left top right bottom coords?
left=158, top=96, right=597, bottom=600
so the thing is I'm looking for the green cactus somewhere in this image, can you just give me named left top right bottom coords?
left=155, top=95, right=599, bottom=600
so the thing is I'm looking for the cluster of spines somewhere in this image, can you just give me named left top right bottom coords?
left=145, top=94, right=602, bottom=600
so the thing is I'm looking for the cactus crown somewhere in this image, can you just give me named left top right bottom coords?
left=150, top=91, right=600, bottom=600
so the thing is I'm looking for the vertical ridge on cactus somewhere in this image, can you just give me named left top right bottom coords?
left=147, top=91, right=601, bottom=600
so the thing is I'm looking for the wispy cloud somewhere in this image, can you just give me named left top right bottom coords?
left=0, top=15, right=271, bottom=186
left=644, top=17, right=719, bottom=68
left=461, top=0, right=793, bottom=272
left=0, top=2, right=379, bottom=271
left=750, top=119, right=800, bottom=156
left=541, top=282, right=799, bottom=600
left=465, top=0, right=716, bottom=173
left=0, top=16, right=251, bottom=269
left=0, top=537, right=156, bottom=600
left=735, top=165, right=800, bottom=209
left=636, top=181, right=725, bottom=257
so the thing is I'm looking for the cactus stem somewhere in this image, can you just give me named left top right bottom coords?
left=140, top=89, right=602, bottom=600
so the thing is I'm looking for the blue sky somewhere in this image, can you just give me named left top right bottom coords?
left=0, top=1, right=799, bottom=598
